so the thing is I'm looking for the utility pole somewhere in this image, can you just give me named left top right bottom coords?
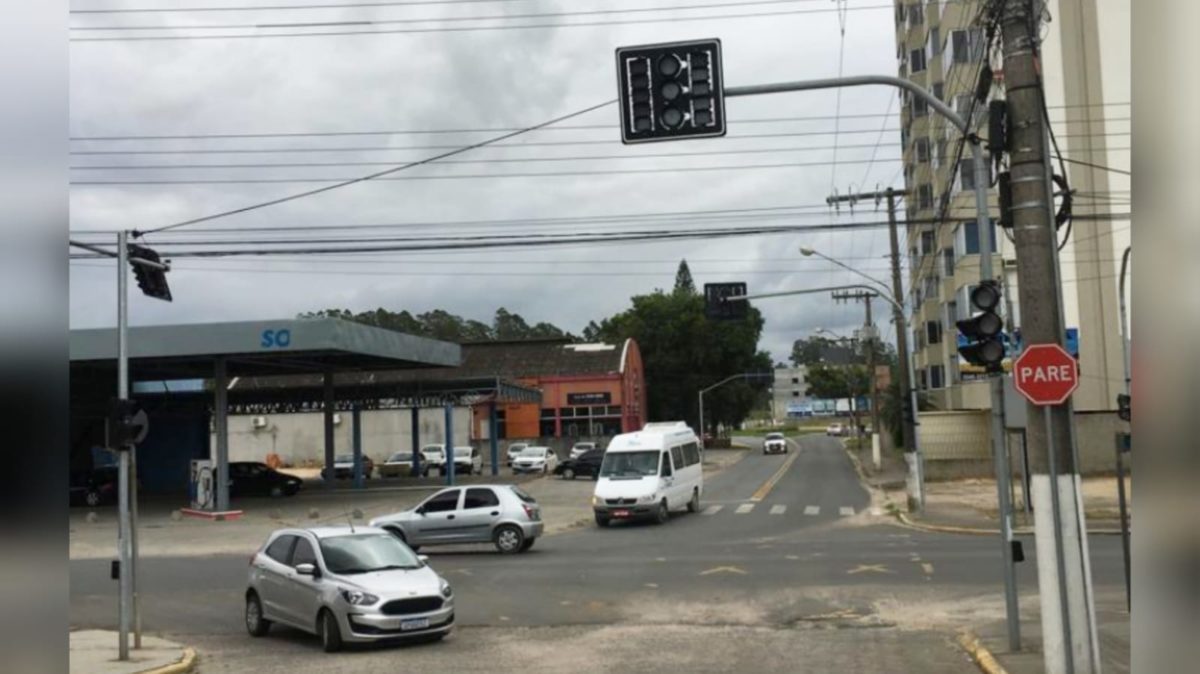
left=825, top=188, right=919, bottom=496
left=1001, top=1, right=1099, bottom=671
left=831, top=289, right=879, bottom=438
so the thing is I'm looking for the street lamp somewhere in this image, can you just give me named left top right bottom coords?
left=800, top=247, right=891, bottom=296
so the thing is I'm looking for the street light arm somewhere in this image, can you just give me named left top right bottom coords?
left=732, top=284, right=903, bottom=316
left=808, top=250, right=892, bottom=297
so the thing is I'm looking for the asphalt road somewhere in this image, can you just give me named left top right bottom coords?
left=70, top=434, right=1126, bottom=672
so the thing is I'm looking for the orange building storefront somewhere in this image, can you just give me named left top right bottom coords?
left=466, top=339, right=646, bottom=441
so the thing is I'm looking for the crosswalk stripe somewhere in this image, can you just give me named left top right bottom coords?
left=702, top=505, right=723, bottom=515
left=769, top=505, right=786, bottom=515
left=735, top=503, right=755, bottom=514
left=804, top=505, right=820, bottom=516
left=839, top=506, right=855, bottom=517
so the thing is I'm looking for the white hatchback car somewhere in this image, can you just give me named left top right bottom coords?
left=511, top=446, right=558, bottom=474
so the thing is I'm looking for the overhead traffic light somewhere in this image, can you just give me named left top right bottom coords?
left=956, top=280, right=1005, bottom=372
left=704, top=282, right=748, bottom=321
left=1116, top=393, right=1131, bottom=422
left=615, top=39, right=726, bottom=144
left=127, top=243, right=173, bottom=302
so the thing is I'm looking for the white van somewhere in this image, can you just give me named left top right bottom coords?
left=591, top=422, right=703, bottom=526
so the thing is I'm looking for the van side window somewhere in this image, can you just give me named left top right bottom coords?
left=660, top=452, right=673, bottom=477
left=671, top=446, right=684, bottom=470
left=683, top=442, right=700, bottom=466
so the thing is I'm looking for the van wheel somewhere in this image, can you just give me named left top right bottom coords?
left=654, top=500, right=670, bottom=525
left=319, top=609, right=343, bottom=653
left=494, top=525, right=524, bottom=554
left=595, top=514, right=610, bottom=527
left=687, top=489, right=700, bottom=513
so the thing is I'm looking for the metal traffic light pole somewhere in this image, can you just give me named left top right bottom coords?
left=116, top=230, right=134, bottom=660
left=699, top=372, right=770, bottom=450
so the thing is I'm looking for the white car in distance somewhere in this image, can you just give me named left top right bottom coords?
left=511, top=447, right=558, bottom=475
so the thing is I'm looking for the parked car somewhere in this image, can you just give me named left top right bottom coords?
left=369, top=485, right=543, bottom=554
left=568, top=441, right=598, bottom=460
left=448, top=446, right=482, bottom=476
left=378, top=451, right=418, bottom=478
left=762, top=432, right=789, bottom=455
left=504, top=442, right=530, bottom=467
left=69, top=465, right=119, bottom=507
left=420, top=444, right=446, bottom=475
left=592, top=421, right=702, bottom=527
left=554, top=448, right=605, bottom=480
left=245, top=526, right=454, bottom=652
left=825, top=423, right=846, bottom=437
left=511, top=446, right=558, bottom=474
left=321, top=454, right=375, bottom=480
left=229, top=461, right=303, bottom=498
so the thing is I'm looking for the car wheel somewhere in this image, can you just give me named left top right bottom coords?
left=245, top=592, right=271, bottom=637
left=319, top=609, right=343, bottom=653
left=439, top=467, right=447, bottom=477
left=654, top=500, right=670, bottom=525
left=269, top=485, right=283, bottom=498
left=687, top=488, right=700, bottom=513
left=85, top=490, right=102, bottom=507
left=595, top=514, right=610, bottom=528
left=493, top=525, right=525, bottom=554
left=562, top=467, right=575, bottom=480
left=520, top=537, right=535, bottom=552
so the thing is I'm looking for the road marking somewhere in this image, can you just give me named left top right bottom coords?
left=750, top=449, right=803, bottom=501
left=702, top=505, right=723, bottom=515
left=839, top=506, right=855, bottom=517
left=735, top=503, right=755, bottom=514
left=921, top=563, right=935, bottom=575
left=804, top=505, right=820, bottom=516
left=846, top=564, right=894, bottom=575
left=644, top=583, right=659, bottom=589
left=655, top=557, right=667, bottom=562
left=699, top=565, right=748, bottom=576
left=785, top=554, right=800, bottom=560
left=769, top=505, right=787, bottom=515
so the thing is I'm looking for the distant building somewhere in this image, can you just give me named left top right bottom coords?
left=772, top=366, right=813, bottom=419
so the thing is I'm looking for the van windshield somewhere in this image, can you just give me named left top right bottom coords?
left=599, top=451, right=660, bottom=478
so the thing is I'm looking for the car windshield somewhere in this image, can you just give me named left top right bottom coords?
left=422, top=446, right=444, bottom=455
left=335, top=455, right=354, bottom=463
left=519, top=448, right=546, bottom=458
left=766, top=434, right=784, bottom=440
left=599, top=450, right=660, bottom=478
left=508, top=444, right=527, bottom=452
left=319, top=533, right=422, bottom=574
left=387, top=452, right=412, bottom=462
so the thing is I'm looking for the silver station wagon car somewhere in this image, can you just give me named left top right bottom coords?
left=245, top=526, right=454, bottom=652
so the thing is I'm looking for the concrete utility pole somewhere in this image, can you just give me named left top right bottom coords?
left=1000, top=1, right=1100, bottom=671
left=831, top=289, right=879, bottom=437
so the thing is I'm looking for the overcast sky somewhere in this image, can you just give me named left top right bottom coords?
left=68, top=0, right=909, bottom=363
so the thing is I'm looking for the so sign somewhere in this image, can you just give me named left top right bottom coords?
left=1013, top=343, right=1078, bottom=405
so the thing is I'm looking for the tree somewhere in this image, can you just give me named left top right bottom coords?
left=790, top=335, right=835, bottom=366
left=586, top=289, right=769, bottom=433
left=807, top=363, right=871, bottom=434
left=299, top=307, right=571, bottom=342
left=673, top=259, right=697, bottom=295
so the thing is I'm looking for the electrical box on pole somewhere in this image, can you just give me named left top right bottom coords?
left=956, top=280, right=1006, bottom=371
left=704, top=282, right=748, bottom=321
left=615, top=39, right=726, bottom=144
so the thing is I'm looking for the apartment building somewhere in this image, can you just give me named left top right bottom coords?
left=893, top=0, right=1130, bottom=412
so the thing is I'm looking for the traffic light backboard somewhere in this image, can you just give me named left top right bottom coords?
left=615, top=39, right=726, bottom=144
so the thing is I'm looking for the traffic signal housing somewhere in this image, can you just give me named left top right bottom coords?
left=128, top=243, right=173, bottom=302
left=1117, top=393, right=1131, bottom=422
left=704, top=282, right=748, bottom=321
left=956, top=280, right=1005, bottom=372
left=107, top=398, right=149, bottom=449
left=615, top=39, right=725, bottom=144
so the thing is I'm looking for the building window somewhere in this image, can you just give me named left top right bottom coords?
left=930, top=364, right=945, bottom=389
left=930, top=27, right=941, bottom=57
left=791, top=377, right=799, bottom=384
left=957, top=220, right=997, bottom=256
left=908, top=3, right=924, bottom=28
left=934, top=138, right=948, bottom=170
left=920, top=229, right=936, bottom=255
left=926, top=320, right=943, bottom=345
left=917, top=183, right=934, bottom=210
left=947, top=28, right=985, bottom=65
left=912, top=94, right=929, bottom=117
left=959, top=160, right=991, bottom=192
left=932, top=81, right=944, bottom=102
left=954, top=93, right=975, bottom=121
left=910, top=48, right=927, bottom=74
left=942, top=247, right=955, bottom=275
left=792, top=391, right=800, bottom=398
left=918, top=368, right=928, bottom=390
left=915, top=137, right=930, bottom=163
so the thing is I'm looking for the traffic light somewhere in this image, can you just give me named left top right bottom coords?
left=1117, top=393, right=1131, bottom=422
left=615, top=39, right=725, bottom=144
left=107, top=398, right=149, bottom=449
left=128, top=243, right=173, bottom=302
left=956, top=280, right=1005, bottom=372
left=704, top=282, right=748, bottom=320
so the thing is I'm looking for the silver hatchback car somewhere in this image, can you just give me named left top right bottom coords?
left=245, top=526, right=454, bottom=652
left=370, top=484, right=544, bottom=554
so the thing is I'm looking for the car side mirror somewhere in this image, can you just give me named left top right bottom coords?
left=417, top=555, right=429, bottom=565
left=295, top=563, right=318, bottom=577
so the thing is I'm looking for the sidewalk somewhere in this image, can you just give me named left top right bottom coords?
left=964, top=590, right=1130, bottom=674
left=70, top=630, right=195, bottom=674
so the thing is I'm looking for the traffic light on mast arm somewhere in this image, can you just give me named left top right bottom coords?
left=704, top=282, right=748, bottom=321
left=956, top=280, right=1005, bottom=372
left=128, top=243, right=173, bottom=302
left=615, top=39, right=726, bottom=144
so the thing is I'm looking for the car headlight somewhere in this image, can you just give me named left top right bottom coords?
left=440, top=579, right=453, bottom=599
left=340, top=589, right=380, bottom=606
left=638, top=494, right=657, bottom=504
left=592, top=495, right=603, bottom=506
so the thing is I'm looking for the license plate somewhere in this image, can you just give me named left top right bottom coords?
left=400, top=618, right=430, bottom=631
left=613, top=509, right=631, bottom=518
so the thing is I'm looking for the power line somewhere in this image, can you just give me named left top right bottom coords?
left=70, top=0, right=804, bottom=14
left=135, top=98, right=615, bottom=235
left=1057, top=155, right=1131, bottom=177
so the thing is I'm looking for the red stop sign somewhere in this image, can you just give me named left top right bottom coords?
left=1013, top=343, right=1079, bottom=405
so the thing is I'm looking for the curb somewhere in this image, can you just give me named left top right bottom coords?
left=137, top=647, right=197, bottom=674
left=895, top=511, right=1124, bottom=537
left=957, top=631, right=1008, bottom=674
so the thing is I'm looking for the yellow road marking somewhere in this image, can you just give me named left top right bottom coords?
left=922, top=562, right=935, bottom=575
left=699, top=565, right=748, bottom=576
left=846, top=564, right=894, bottom=575
left=750, top=450, right=803, bottom=501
